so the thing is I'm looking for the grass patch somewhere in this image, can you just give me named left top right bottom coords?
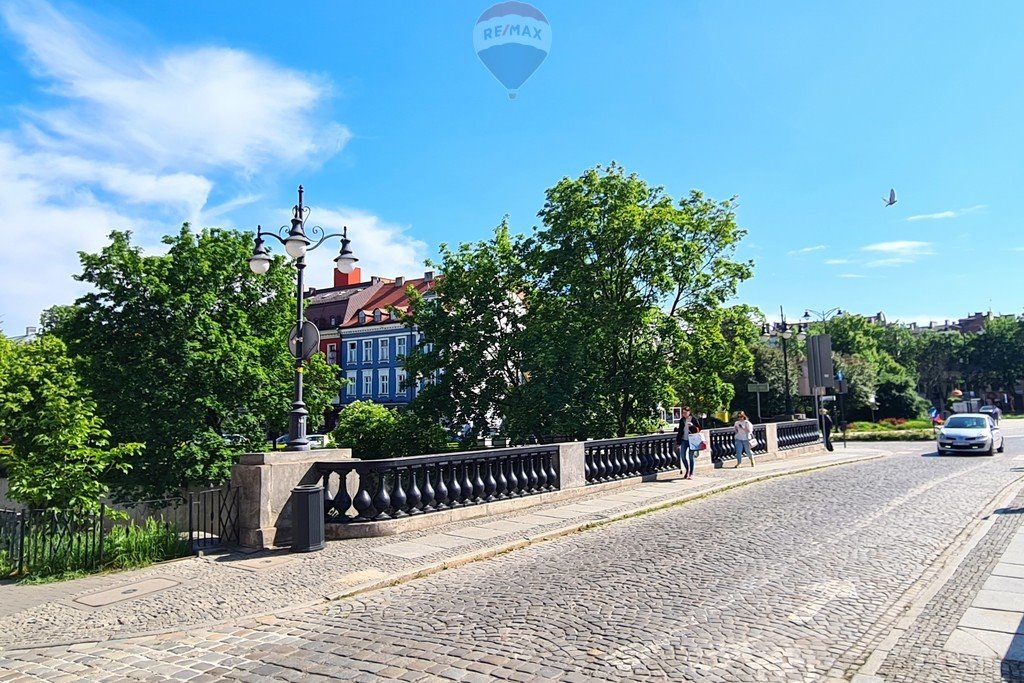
left=12, top=515, right=191, bottom=582
left=104, top=518, right=190, bottom=571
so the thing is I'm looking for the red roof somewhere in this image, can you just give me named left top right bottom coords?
left=340, top=277, right=436, bottom=328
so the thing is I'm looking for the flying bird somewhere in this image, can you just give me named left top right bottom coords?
left=883, top=188, right=897, bottom=207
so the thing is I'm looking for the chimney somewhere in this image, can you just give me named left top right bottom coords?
left=333, top=266, right=362, bottom=288
left=424, top=271, right=434, bottom=282
left=25, top=326, right=37, bottom=336
left=371, top=276, right=381, bottom=285
left=394, top=276, right=404, bottom=287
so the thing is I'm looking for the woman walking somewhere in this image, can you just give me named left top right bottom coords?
left=675, top=406, right=702, bottom=479
left=733, top=410, right=755, bottom=467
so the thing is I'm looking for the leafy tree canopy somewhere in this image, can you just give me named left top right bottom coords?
left=0, top=335, right=141, bottom=509
left=406, top=163, right=753, bottom=440
left=45, top=226, right=338, bottom=498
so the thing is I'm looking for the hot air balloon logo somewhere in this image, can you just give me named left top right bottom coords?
left=473, top=2, right=551, bottom=99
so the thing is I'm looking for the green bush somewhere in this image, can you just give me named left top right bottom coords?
left=844, top=429, right=935, bottom=441
left=332, top=401, right=449, bottom=460
left=847, top=419, right=931, bottom=432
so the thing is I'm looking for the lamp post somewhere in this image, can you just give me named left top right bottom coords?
left=802, top=308, right=844, bottom=324
left=761, top=306, right=808, bottom=417
left=248, top=185, right=359, bottom=451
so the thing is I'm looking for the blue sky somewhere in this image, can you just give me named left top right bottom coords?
left=1, top=0, right=1022, bottom=335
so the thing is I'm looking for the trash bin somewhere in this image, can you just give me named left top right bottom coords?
left=291, top=484, right=325, bottom=552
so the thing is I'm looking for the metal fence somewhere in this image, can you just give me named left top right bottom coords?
left=0, top=486, right=239, bottom=578
left=188, top=486, right=240, bottom=550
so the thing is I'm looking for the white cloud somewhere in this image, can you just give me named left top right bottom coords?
left=865, top=258, right=913, bottom=268
left=824, top=259, right=849, bottom=265
left=838, top=273, right=866, bottom=279
left=788, top=244, right=827, bottom=255
left=862, top=240, right=934, bottom=256
left=906, top=205, right=985, bottom=221
left=292, top=207, right=429, bottom=290
left=1010, top=247, right=1024, bottom=252
left=0, top=0, right=354, bottom=333
left=1, top=1, right=348, bottom=173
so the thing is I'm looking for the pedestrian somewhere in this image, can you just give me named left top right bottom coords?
left=733, top=410, right=755, bottom=467
left=675, top=406, right=702, bottom=479
left=819, top=408, right=834, bottom=452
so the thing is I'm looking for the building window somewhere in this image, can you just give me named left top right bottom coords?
left=379, top=338, right=389, bottom=362
left=396, top=337, right=407, bottom=359
left=362, top=372, right=372, bottom=396
left=363, top=339, right=373, bottom=364
left=380, top=371, right=389, bottom=396
left=330, top=316, right=337, bottom=327
left=374, top=309, right=382, bottom=323
left=345, top=371, right=356, bottom=397
left=346, top=341, right=356, bottom=364
left=326, top=344, right=337, bottom=365
left=397, top=370, right=407, bottom=393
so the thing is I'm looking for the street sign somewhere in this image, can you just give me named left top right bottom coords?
left=288, top=320, right=321, bottom=360
left=928, top=407, right=939, bottom=419
left=747, top=382, right=769, bottom=393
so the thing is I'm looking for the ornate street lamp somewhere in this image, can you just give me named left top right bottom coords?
left=248, top=185, right=359, bottom=451
left=761, top=306, right=808, bottom=417
left=802, top=308, right=844, bottom=323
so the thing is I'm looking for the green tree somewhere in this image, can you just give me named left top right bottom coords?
left=404, top=220, right=530, bottom=440
left=405, top=164, right=752, bottom=440
left=966, top=316, right=1024, bottom=394
left=914, top=331, right=966, bottom=411
left=45, top=227, right=338, bottom=498
left=0, top=335, right=141, bottom=509
left=525, top=164, right=752, bottom=437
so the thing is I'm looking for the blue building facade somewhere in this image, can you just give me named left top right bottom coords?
left=307, top=271, right=436, bottom=410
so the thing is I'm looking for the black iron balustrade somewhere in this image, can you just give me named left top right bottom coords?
left=752, top=424, right=768, bottom=454
left=777, top=419, right=821, bottom=450
left=706, top=428, right=736, bottom=463
left=584, top=433, right=678, bottom=484
left=317, top=445, right=559, bottom=523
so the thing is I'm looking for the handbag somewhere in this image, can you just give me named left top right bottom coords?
left=688, top=434, right=704, bottom=451
left=749, top=437, right=759, bottom=449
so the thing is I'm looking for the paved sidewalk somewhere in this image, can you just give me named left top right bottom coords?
left=0, top=444, right=891, bottom=652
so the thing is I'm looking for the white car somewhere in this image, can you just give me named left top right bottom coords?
left=936, top=413, right=1004, bottom=456
left=274, top=434, right=332, bottom=449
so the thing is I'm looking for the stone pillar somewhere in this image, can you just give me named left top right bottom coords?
left=231, top=447, right=352, bottom=550
left=556, top=442, right=586, bottom=490
left=764, top=423, right=779, bottom=455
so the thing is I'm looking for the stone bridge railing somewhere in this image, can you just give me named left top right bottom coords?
left=232, top=419, right=821, bottom=548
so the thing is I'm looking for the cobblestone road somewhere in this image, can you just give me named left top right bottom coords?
left=3, top=435, right=1023, bottom=682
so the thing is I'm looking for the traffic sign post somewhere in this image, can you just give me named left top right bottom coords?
left=747, top=382, right=769, bottom=423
